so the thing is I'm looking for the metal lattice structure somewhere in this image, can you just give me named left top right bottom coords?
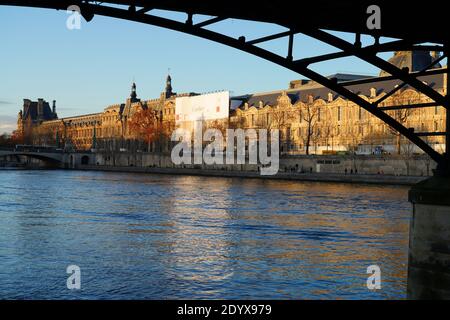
left=1, top=0, right=448, bottom=173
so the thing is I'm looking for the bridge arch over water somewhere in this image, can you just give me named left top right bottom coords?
left=1, top=0, right=448, bottom=173
left=0, top=150, right=63, bottom=164
left=2, top=0, right=450, bottom=299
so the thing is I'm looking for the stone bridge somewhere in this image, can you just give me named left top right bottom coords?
left=0, top=150, right=63, bottom=163
left=0, top=150, right=94, bottom=168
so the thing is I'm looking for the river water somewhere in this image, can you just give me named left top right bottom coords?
left=0, top=170, right=410, bottom=299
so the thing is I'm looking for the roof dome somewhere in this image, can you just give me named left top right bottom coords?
left=379, top=51, right=442, bottom=77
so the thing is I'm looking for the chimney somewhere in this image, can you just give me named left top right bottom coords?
left=37, top=98, right=44, bottom=117
left=370, top=87, right=377, bottom=98
left=328, top=92, right=333, bottom=102
left=23, top=99, right=31, bottom=115
left=52, top=100, right=56, bottom=114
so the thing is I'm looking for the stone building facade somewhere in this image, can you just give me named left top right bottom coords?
left=230, top=51, right=446, bottom=155
left=17, top=75, right=193, bottom=152
left=16, top=51, right=447, bottom=156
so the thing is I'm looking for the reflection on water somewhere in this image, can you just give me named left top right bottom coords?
left=0, top=170, right=410, bottom=299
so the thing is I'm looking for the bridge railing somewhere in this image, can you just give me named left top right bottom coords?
left=13, top=145, right=64, bottom=153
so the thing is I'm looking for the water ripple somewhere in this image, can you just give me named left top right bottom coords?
left=0, top=170, right=410, bottom=299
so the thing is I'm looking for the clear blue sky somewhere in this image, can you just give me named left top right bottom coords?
left=1, top=5, right=390, bottom=133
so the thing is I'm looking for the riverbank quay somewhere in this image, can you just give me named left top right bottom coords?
left=76, top=165, right=426, bottom=186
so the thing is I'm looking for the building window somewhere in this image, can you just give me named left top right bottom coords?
left=337, top=106, right=341, bottom=122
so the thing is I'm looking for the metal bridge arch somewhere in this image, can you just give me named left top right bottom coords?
left=1, top=0, right=448, bottom=172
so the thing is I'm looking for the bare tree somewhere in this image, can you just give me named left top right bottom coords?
left=345, top=124, right=360, bottom=154
left=206, top=119, right=228, bottom=136
left=300, top=97, right=320, bottom=155
left=321, top=122, right=334, bottom=152
left=34, top=125, right=56, bottom=146
left=386, top=92, right=413, bottom=155
left=0, top=133, right=15, bottom=148
left=400, top=137, right=417, bottom=175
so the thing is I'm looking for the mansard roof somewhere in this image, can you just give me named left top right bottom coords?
left=379, top=51, right=442, bottom=77
left=233, top=71, right=444, bottom=108
left=22, top=99, right=56, bottom=121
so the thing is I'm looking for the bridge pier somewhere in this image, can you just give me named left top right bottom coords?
left=407, top=175, right=450, bottom=299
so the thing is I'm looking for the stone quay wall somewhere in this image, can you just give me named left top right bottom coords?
left=88, top=152, right=436, bottom=177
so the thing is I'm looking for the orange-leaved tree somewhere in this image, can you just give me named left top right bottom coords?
left=128, top=108, right=168, bottom=152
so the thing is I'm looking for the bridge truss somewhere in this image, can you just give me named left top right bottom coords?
left=1, top=0, right=448, bottom=173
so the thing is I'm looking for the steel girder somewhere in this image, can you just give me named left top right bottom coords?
left=1, top=0, right=449, bottom=171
